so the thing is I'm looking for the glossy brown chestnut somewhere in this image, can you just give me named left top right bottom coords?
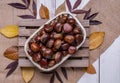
left=32, top=53, right=42, bottom=62
left=48, top=59, right=56, bottom=67
left=39, top=58, right=48, bottom=68
left=64, top=35, right=75, bottom=44
left=68, top=46, right=76, bottom=54
left=40, top=33, right=49, bottom=44
left=73, top=27, right=82, bottom=34
left=35, top=35, right=41, bottom=43
left=46, top=39, right=54, bottom=48
left=27, top=49, right=33, bottom=56
left=54, top=23, right=62, bottom=33
left=67, top=18, right=76, bottom=25
left=62, top=51, right=68, bottom=56
left=39, top=28, right=46, bottom=35
left=53, top=39, right=62, bottom=50
left=43, top=48, right=53, bottom=59
left=44, top=24, right=53, bottom=32
left=58, top=15, right=68, bottom=23
left=53, top=33, right=63, bottom=39
left=61, top=43, right=69, bottom=50
left=54, top=52, right=62, bottom=62
left=75, top=34, right=83, bottom=45
left=63, top=23, right=73, bottom=33
left=30, top=42, right=40, bottom=52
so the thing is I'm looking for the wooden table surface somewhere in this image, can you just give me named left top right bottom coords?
left=0, top=0, right=120, bottom=83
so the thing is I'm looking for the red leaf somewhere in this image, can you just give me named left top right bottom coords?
left=55, top=71, right=63, bottom=83
left=32, top=0, right=37, bottom=17
left=8, top=3, right=27, bottom=9
left=6, top=60, right=18, bottom=77
left=22, top=0, right=30, bottom=8
left=61, top=67, right=68, bottom=80
left=73, top=0, right=82, bottom=9
left=87, top=12, right=99, bottom=20
left=18, top=15, right=35, bottom=19
left=66, top=0, right=72, bottom=12
left=84, top=8, right=91, bottom=19
left=90, top=20, right=102, bottom=25
left=5, top=60, right=18, bottom=69
left=50, top=73, right=55, bottom=83
left=71, top=10, right=86, bottom=14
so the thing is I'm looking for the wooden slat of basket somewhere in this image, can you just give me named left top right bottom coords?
left=19, top=58, right=89, bottom=67
left=19, top=47, right=89, bottom=58
left=18, top=19, right=89, bottom=27
left=18, top=37, right=89, bottom=47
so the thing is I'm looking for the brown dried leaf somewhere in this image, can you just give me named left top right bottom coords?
left=55, top=2, right=66, bottom=15
left=89, top=32, right=105, bottom=50
left=61, top=67, right=68, bottom=80
left=86, top=64, right=96, bottom=74
left=39, top=4, right=49, bottom=19
left=22, top=67, right=35, bottom=83
left=4, top=46, right=18, bottom=60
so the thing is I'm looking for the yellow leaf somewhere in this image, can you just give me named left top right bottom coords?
left=55, top=2, right=66, bottom=15
left=39, top=4, right=49, bottom=19
left=89, top=32, right=105, bottom=50
left=4, top=46, right=18, bottom=60
left=86, top=64, right=96, bottom=74
left=0, top=25, right=18, bottom=38
left=22, top=67, right=35, bottom=83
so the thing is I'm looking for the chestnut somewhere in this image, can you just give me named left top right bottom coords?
left=46, top=39, right=54, bottom=48
left=35, top=35, right=41, bottom=43
left=61, top=43, right=69, bottom=50
left=39, top=58, right=48, bottom=68
left=53, top=33, right=63, bottom=39
left=43, top=48, right=53, bottom=59
left=40, top=33, right=49, bottom=44
left=62, top=51, right=68, bottom=56
left=39, top=28, right=46, bottom=35
left=54, top=52, right=62, bottom=62
left=54, top=23, right=62, bottom=33
left=27, top=49, right=33, bottom=56
left=75, top=34, right=83, bottom=45
left=73, top=27, right=82, bottom=34
left=40, top=46, right=47, bottom=54
left=63, top=23, right=73, bottom=33
left=67, top=18, right=76, bottom=25
left=50, top=32, right=57, bottom=38
left=53, top=39, right=62, bottom=50
left=30, top=42, right=40, bottom=52
left=58, top=15, right=68, bottom=23
left=48, top=59, right=56, bottom=67
left=68, top=46, right=76, bottom=54
left=64, top=35, right=75, bottom=44
left=32, top=53, right=42, bottom=62
left=44, top=24, right=53, bottom=32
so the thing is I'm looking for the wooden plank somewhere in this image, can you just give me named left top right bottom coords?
left=19, top=58, right=89, bottom=67
left=18, top=37, right=89, bottom=47
left=18, top=19, right=89, bottom=27
left=19, top=47, right=89, bottom=58
left=19, top=28, right=90, bottom=37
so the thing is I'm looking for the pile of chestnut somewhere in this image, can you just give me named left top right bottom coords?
left=27, top=14, right=83, bottom=68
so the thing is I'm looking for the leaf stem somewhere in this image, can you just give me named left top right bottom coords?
left=28, top=8, right=35, bottom=17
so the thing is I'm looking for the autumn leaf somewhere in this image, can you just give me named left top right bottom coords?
left=39, top=4, right=49, bottom=19
left=0, top=25, right=18, bottom=38
left=22, top=67, right=35, bottom=83
left=86, top=64, right=96, bottom=74
left=5, top=60, right=18, bottom=77
left=89, top=32, right=105, bottom=50
left=55, top=2, right=66, bottom=15
left=4, top=46, right=18, bottom=60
